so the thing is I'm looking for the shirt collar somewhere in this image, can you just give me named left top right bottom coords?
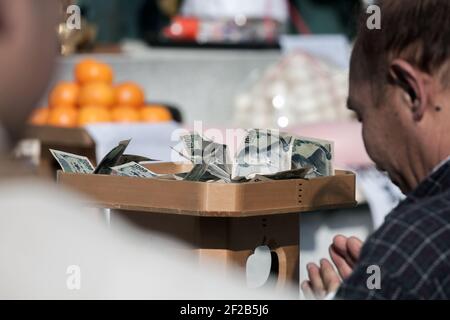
left=431, top=156, right=450, bottom=174
left=408, top=156, right=450, bottom=200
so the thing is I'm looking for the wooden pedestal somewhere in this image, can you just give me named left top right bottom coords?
left=113, top=210, right=299, bottom=290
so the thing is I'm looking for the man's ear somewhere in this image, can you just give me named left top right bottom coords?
left=389, top=59, right=430, bottom=121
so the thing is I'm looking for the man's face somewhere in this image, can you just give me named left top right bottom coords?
left=347, top=78, right=415, bottom=193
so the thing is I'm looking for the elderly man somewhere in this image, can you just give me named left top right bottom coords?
left=302, top=0, right=450, bottom=300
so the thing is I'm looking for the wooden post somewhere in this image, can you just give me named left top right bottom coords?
left=112, top=210, right=299, bottom=290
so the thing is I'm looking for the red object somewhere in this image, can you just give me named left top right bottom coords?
left=288, top=2, right=311, bottom=34
left=163, top=16, right=199, bottom=41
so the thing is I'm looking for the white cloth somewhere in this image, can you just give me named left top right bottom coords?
left=84, top=122, right=183, bottom=163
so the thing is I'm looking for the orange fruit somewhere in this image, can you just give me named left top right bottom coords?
left=78, top=82, right=115, bottom=108
left=49, top=82, right=80, bottom=108
left=29, top=107, right=50, bottom=126
left=75, top=59, right=113, bottom=85
left=140, top=105, right=172, bottom=123
left=78, top=106, right=111, bottom=126
left=114, top=82, right=145, bottom=108
left=47, top=106, right=78, bottom=127
left=111, top=106, right=140, bottom=123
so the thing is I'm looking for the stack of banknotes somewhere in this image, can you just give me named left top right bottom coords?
left=51, top=129, right=334, bottom=183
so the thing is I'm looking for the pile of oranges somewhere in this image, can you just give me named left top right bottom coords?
left=29, top=59, right=173, bottom=127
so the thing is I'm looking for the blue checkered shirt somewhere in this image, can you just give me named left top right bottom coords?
left=336, top=160, right=450, bottom=299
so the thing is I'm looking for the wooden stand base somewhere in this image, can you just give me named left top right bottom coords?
left=112, top=210, right=299, bottom=290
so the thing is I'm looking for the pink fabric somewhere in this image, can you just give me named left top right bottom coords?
left=289, top=121, right=372, bottom=167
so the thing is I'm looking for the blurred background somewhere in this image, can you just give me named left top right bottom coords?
left=24, top=0, right=403, bottom=298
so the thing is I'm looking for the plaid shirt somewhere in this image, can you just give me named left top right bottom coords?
left=336, top=160, right=450, bottom=300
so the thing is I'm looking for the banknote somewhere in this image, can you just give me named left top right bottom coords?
left=115, top=154, right=159, bottom=166
left=94, top=139, right=131, bottom=175
left=179, top=133, right=232, bottom=182
left=233, top=129, right=293, bottom=179
left=202, top=140, right=232, bottom=181
left=183, top=163, right=210, bottom=181
left=206, top=162, right=231, bottom=182
left=256, top=167, right=311, bottom=180
left=291, top=137, right=333, bottom=178
left=157, top=173, right=186, bottom=181
left=180, top=132, right=207, bottom=164
left=110, top=162, right=158, bottom=178
left=180, top=130, right=333, bottom=182
left=52, top=139, right=136, bottom=175
left=170, top=147, right=218, bottom=181
left=233, top=130, right=334, bottom=180
left=232, top=167, right=311, bottom=183
left=181, top=133, right=232, bottom=170
left=52, top=131, right=333, bottom=184
left=183, top=162, right=231, bottom=182
left=50, top=149, right=95, bottom=174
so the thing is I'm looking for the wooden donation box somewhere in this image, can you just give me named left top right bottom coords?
left=58, top=162, right=356, bottom=290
